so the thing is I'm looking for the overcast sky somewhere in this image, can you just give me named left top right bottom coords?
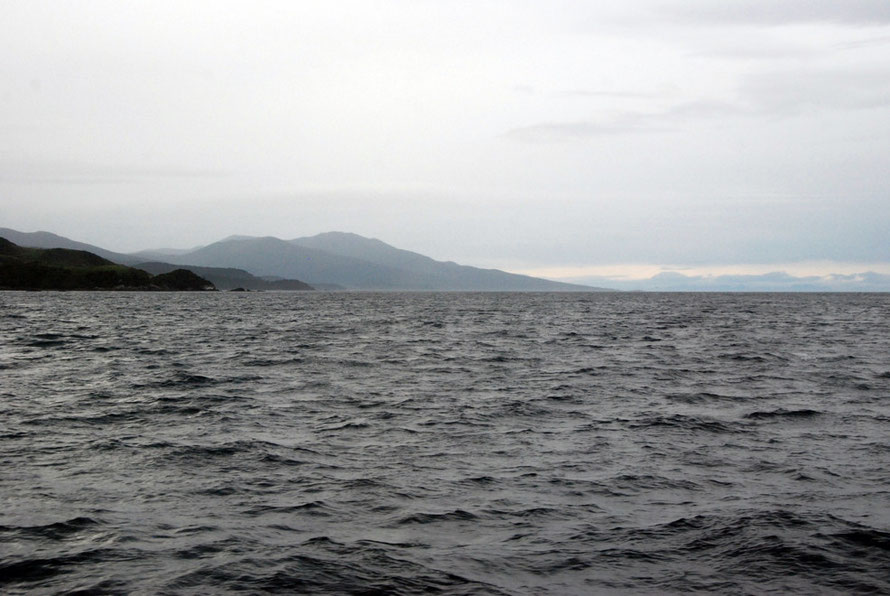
left=2, top=1, right=889, bottom=278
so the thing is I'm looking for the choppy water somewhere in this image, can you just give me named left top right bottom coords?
left=2, top=291, right=889, bottom=595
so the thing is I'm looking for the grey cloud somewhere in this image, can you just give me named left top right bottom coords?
left=740, top=68, right=890, bottom=113
left=663, top=100, right=746, bottom=118
left=658, top=0, right=890, bottom=25
left=502, top=100, right=744, bottom=142
left=835, top=35, right=890, bottom=51
left=691, top=34, right=890, bottom=60
left=504, top=66, right=890, bottom=143
left=559, top=89, right=658, bottom=99
left=502, top=119, right=655, bottom=143
left=688, top=44, right=819, bottom=61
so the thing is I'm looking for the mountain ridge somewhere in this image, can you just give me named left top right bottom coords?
left=155, top=233, right=599, bottom=291
left=0, top=227, right=605, bottom=291
left=0, top=228, right=143, bottom=266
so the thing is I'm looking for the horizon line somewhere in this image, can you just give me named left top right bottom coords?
left=510, top=261, right=890, bottom=281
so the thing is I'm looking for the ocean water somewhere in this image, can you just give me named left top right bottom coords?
left=1, top=291, right=889, bottom=595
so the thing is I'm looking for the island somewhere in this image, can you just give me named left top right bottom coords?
left=0, top=237, right=216, bottom=291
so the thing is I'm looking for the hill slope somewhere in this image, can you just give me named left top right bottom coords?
left=290, top=231, right=607, bottom=291
left=0, top=228, right=142, bottom=265
left=0, top=237, right=214, bottom=291
left=159, top=236, right=424, bottom=289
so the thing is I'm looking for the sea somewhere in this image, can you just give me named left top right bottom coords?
left=1, top=291, right=889, bottom=595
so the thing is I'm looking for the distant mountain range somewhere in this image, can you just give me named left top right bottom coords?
left=5, top=226, right=887, bottom=291
left=0, top=228, right=602, bottom=291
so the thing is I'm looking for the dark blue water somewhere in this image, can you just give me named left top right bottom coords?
left=2, top=291, right=889, bottom=594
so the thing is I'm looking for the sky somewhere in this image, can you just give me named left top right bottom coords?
left=2, top=1, right=889, bottom=282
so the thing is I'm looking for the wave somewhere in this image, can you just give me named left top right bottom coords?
left=163, top=543, right=511, bottom=595
left=629, top=414, right=741, bottom=434
left=0, top=516, right=102, bottom=540
left=566, top=510, right=890, bottom=592
left=394, top=509, right=479, bottom=525
left=745, top=408, right=823, bottom=420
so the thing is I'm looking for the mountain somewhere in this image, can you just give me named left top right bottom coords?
left=290, top=232, right=441, bottom=272
left=0, top=228, right=142, bottom=266
left=159, top=234, right=600, bottom=291
left=290, top=231, right=605, bottom=290
left=158, top=236, right=434, bottom=289
left=0, top=237, right=215, bottom=291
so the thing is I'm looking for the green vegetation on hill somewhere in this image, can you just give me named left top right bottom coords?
left=134, top=261, right=314, bottom=291
left=0, top=237, right=215, bottom=291
left=150, top=269, right=216, bottom=291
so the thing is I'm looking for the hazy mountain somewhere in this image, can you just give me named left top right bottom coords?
left=161, top=234, right=598, bottom=291
left=0, top=228, right=142, bottom=265
left=290, top=231, right=447, bottom=273
left=294, top=232, right=604, bottom=290
left=155, top=236, right=409, bottom=288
